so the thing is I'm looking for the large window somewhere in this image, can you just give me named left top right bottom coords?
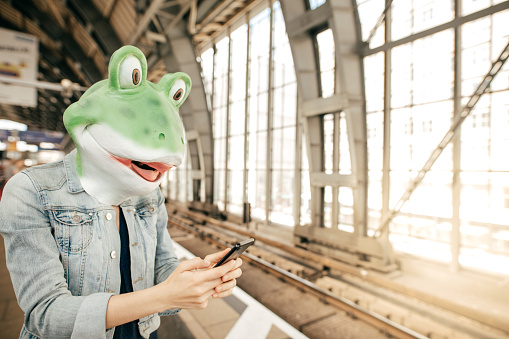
left=270, top=1, right=297, bottom=226
left=200, top=2, right=297, bottom=226
left=359, top=1, right=509, bottom=275
left=212, top=37, right=229, bottom=211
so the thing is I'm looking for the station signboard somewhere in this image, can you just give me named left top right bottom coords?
left=0, top=28, right=39, bottom=108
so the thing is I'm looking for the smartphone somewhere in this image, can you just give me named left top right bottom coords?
left=214, top=238, right=255, bottom=267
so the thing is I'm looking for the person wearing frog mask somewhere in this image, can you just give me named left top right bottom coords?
left=0, top=45, right=242, bottom=339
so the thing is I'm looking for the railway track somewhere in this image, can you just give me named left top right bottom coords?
left=166, top=207, right=508, bottom=339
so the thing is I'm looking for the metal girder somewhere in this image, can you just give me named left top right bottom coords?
left=157, top=20, right=215, bottom=208
left=127, top=0, right=167, bottom=45
left=67, top=0, right=122, bottom=56
left=373, top=39, right=509, bottom=239
left=280, top=0, right=394, bottom=270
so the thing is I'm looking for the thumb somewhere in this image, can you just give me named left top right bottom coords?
left=178, top=257, right=210, bottom=272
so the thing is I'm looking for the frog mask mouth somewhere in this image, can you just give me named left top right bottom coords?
left=111, top=155, right=174, bottom=182
left=82, top=122, right=182, bottom=183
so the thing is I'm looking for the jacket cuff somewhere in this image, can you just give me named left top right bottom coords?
left=159, top=308, right=181, bottom=316
left=71, top=293, right=113, bottom=339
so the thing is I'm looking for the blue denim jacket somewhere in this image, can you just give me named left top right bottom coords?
left=0, top=150, right=181, bottom=339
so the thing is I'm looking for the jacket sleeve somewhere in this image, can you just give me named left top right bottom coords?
left=153, top=189, right=181, bottom=316
left=0, top=172, right=113, bottom=338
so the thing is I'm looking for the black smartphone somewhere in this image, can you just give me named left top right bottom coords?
left=214, top=238, right=255, bottom=267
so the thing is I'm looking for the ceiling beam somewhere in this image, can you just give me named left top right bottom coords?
left=127, top=0, right=167, bottom=45
left=67, top=0, right=122, bottom=57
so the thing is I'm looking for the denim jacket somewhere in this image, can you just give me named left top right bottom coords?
left=0, top=150, right=181, bottom=339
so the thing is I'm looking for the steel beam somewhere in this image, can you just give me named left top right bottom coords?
left=280, top=0, right=393, bottom=269
left=68, top=0, right=122, bottom=56
left=158, top=20, right=215, bottom=207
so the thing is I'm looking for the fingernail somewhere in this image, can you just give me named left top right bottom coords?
left=223, top=275, right=229, bottom=281
left=204, top=260, right=210, bottom=266
left=216, top=286, right=222, bottom=292
left=213, top=293, right=218, bottom=298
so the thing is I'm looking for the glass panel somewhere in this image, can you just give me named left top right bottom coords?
left=364, top=52, right=384, bottom=113
left=230, top=25, right=247, bottom=101
left=227, top=169, right=244, bottom=215
left=323, top=114, right=334, bottom=174
left=316, top=29, right=335, bottom=98
left=367, top=112, right=383, bottom=171
left=177, top=155, right=190, bottom=203
left=301, top=132, right=312, bottom=225
left=215, top=169, right=226, bottom=211
left=338, top=187, right=354, bottom=232
left=201, top=48, right=214, bottom=110
left=229, top=100, right=245, bottom=136
left=367, top=170, right=383, bottom=231
left=168, top=167, right=177, bottom=200
left=309, top=0, right=326, bottom=10
left=228, top=135, right=245, bottom=171
left=357, top=0, right=385, bottom=48
left=462, top=0, right=491, bottom=16
left=413, top=30, right=454, bottom=104
left=324, top=186, right=332, bottom=228
left=392, top=0, right=454, bottom=40
left=391, top=43, right=412, bottom=108
left=270, top=169, right=294, bottom=226
left=250, top=170, right=267, bottom=220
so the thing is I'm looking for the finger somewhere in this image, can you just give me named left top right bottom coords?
left=199, top=277, right=223, bottom=292
left=228, top=258, right=242, bottom=271
left=201, top=259, right=237, bottom=281
left=222, top=267, right=242, bottom=282
left=204, top=249, right=230, bottom=265
left=213, top=282, right=236, bottom=298
left=215, top=278, right=237, bottom=293
left=178, top=257, right=210, bottom=272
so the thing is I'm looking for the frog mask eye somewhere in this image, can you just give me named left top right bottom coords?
left=119, top=56, right=143, bottom=89
left=169, top=79, right=186, bottom=104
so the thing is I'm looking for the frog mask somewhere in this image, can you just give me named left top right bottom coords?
left=63, top=45, right=190, bottom=205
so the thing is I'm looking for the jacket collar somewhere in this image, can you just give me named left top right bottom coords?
left=64, top=149, right=85, bottom=193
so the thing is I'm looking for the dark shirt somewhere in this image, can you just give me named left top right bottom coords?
left=113, top=209, right=157, bottom=339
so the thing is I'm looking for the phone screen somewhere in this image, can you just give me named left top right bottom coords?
left=214, top=238, right=254, bottom=267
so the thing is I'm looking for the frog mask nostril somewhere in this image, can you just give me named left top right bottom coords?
left=158, top=133, right=165, bottom=140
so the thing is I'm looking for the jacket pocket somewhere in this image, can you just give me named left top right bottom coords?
left=134, top=202, right=158, bottom=236
left=52, top=209, right=94, bottom=252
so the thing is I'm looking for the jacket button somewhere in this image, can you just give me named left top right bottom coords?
left=106, top=213, right=112, bottom=220
left=110, top=251, right=117, bottom=259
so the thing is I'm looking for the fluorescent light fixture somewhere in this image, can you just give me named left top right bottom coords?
left=0, top=119, right=28, bottom=131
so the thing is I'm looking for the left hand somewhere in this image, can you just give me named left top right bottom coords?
left=204, top=249, right=243, bottom=298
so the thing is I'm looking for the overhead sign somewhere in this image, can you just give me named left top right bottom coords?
left=0, top=28, right=39, bottom=107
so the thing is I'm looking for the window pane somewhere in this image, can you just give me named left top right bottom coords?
left=317, top=29, right=335, bottom=98
left=392, top=0, right=454, bottom=40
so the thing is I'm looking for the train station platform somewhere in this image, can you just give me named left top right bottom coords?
left=0, top=235, right=307, bottom=339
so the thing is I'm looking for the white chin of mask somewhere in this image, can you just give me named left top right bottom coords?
left=74, top=125, right=182, bottom=205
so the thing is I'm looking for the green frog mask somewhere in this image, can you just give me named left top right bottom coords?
left=63, top=45, right=191, bottom=205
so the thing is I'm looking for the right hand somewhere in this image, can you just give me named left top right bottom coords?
left=157, top=256, right=237, bottom=310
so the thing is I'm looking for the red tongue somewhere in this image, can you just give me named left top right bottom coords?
left=131, top=163, right=160, bottom=182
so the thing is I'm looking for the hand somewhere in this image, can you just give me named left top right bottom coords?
left=158, top=256, right=237, bottom=310
left=204, top=249, right=243, bottom=298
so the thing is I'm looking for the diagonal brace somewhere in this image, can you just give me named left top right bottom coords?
left=373, top=39, right=509, bottom=239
